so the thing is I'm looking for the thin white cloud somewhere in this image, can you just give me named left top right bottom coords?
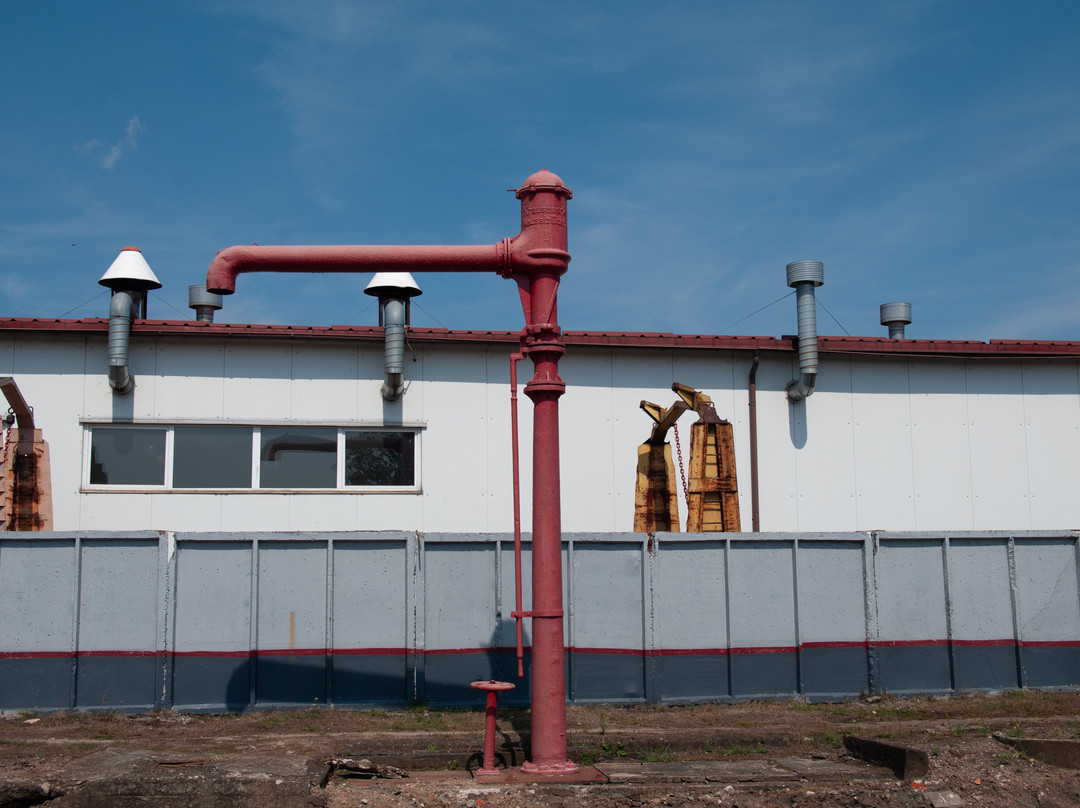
left=0, top=274, right=33, bottom=301
left=978, top=295, right=1080, bottom=340
left=78, top=116, right=144, bottom=170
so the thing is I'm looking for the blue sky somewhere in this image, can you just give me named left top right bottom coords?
left=2, top=1, right=1078, bottom=341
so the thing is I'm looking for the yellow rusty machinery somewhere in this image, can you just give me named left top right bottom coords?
left=634, top=383, right=739, bottom=533
left=0, top=377, right=52, bottom=531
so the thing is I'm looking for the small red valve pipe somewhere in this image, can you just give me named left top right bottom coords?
left=470, top=680, right=515, bottom=776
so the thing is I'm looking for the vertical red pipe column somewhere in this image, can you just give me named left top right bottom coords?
left=504, top=171, right=577, bottom=775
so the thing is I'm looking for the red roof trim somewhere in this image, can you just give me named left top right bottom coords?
left=1, top=317, right=1079, bottom=357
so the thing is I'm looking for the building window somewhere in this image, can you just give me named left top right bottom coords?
left=174, top=426, right=253, bottom=489
left=260, top=427, right=337, bottom=489
left=345, top=431, right=415, bottom=487
left=89, top=427, right=166, bottom=486
left=84, top=424, right=420, bottom=491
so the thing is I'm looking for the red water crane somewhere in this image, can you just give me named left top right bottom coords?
left=205, top=169, right=577, bottom=775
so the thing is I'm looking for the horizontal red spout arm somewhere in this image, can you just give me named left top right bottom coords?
left=206, top=243, right=512, bottom=295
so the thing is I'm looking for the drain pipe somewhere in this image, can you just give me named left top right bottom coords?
left=364, top=272, right=422, bottom=401
left=785, top=260, right=824, bottom=402
left=98, top=247, right=162, bottom=396
left=747, top=351, right=761, bottom=532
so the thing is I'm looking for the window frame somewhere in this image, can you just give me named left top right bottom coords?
left=81, top=422, right=423, bottom=494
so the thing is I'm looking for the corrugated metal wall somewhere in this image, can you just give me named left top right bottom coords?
left=1, top=332, right=1078, bottom=534
left=2, top=530, right=1077, bottom=712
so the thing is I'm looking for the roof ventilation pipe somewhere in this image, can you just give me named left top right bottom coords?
left=785, top=260, right=824, bottom=402
left=364, top=272, right=422, bottom=401
left=189, top=285, right=223, bottom=322
left=880, top=301, right=912, bottom=339
left=98, top=247, right=162, bottom=395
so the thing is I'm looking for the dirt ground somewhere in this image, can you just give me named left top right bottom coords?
left=1, top=691, right=1078, bottom=806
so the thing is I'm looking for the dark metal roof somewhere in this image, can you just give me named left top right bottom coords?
left=2, top=317, right=1079, bottom=358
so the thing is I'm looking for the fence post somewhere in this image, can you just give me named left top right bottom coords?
left=864, top=532, right=880, bottom=695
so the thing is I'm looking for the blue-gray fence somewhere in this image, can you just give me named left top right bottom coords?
left=0, top=530, right=1077, bottom=712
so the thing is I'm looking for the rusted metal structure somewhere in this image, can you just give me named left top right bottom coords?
left=0, top=377, right=52, bottom=531
left=634, top=392, right=683, bottom=532
left=635, top=383, right=739, bottom=533
left=205, top=169, right=577, bottom=776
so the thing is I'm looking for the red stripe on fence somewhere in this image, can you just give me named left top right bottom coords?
left=5, top=638, right=1078, bottom=661
left=874, top=639, right=950, bottom=648
left=1019, top=640, right=1080, bottom=648
left=951, top=639, right=1016, bottom=647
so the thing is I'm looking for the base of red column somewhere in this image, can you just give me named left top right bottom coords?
left=521, top=759, right=579, bottom=775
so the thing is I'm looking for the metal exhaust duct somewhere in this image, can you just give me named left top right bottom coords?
left=105, top=291, right=139, bottom=394
left=98, top=247, right=161, bottom=395
left=188, top=285, right=223, bottom=322
left=880, top=301, right=912, bottom=339
left=785, top=260, right=824, bottom=402
left=364, top=272, right=422, bottom=401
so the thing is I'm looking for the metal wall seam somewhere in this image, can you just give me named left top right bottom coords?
left=494, top=537, right=502, bottom=679
left=158, top=530, right=176, bottom=710
left=324, top=535, right=334, bottom=705
left=864, top=531, right=880, bottom=694
left=792, top=538, right=803, bottom=696
left=643, top=533, right=658, bottom=704
left=69, top=533, right=82, bottom=709
left=409, top=531, right=424, bottom=705
left=942, top=536, right=956, bottom=692
left=723, top=535, right=733, bottom=699
left=248, top=537, right=259, bottom=708
left=565, top=535, right=575, bottom=703
left=1007, top=535, right=1026, bottom=688
left=1075, top=533, right=1080, bottom=671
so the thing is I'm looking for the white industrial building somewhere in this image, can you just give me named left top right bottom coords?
left=2, top=251, right=1079, bottom=713
left=2, top=311, right=1078, bottom=534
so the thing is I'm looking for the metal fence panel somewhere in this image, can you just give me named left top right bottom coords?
left=172, top=539, right=253, bottom=708
left=0, top=530, right=1077, bottom=711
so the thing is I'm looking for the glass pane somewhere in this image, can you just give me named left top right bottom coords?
left=174, top=426, right=253, bottom=488
left=345, top=431, right=415, bottom=486
left=260, top=427, right=336, bottom=488
left=89, top=427, right=166, bottom=485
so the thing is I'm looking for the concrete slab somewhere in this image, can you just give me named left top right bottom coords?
left=49, top=747, right=318, bottom=807
left=773, top=756, right=867, bottom=779
left=53, top=748, right=156, bottom=782
left=472, top=765, right=607, bottom=784
left=844, top=735, right=930, bottom=779
left=599, top=759, right=801, bottom=784
left=993, top=733, right=1080, bottom=769
left=925, top=791, right=965, bottom=807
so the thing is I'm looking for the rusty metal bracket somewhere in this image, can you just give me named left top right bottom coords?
left=1, top=377, right=35, bottom=431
